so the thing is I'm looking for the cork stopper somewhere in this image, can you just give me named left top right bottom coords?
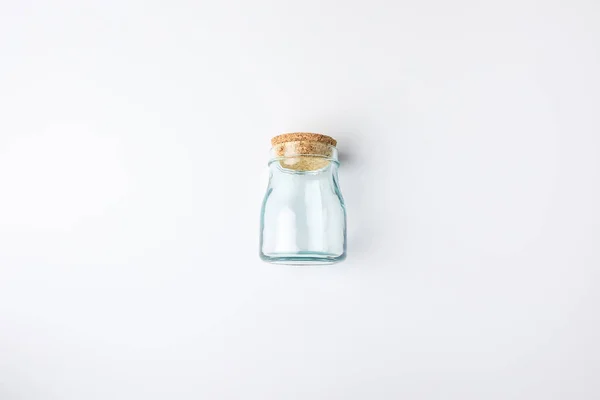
left=271, top=132, right=338, bottom=171
left=271, top=133, right=337, bottom=147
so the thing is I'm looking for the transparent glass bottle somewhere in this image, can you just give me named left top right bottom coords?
left=260, top=133, right=347, bottom=265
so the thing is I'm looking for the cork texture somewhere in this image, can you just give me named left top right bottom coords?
left=271, top=133, right=337, bottom=147
left=271, top=133, right=337, bottom=172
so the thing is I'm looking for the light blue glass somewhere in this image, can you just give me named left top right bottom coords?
left=260, top=141, right=347, bottom=265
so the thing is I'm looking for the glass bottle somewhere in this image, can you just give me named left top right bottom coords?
left=260, top=133, right=347, bottom=265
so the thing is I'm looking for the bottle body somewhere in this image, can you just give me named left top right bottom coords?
left=260, top=160, right=346, bottom=264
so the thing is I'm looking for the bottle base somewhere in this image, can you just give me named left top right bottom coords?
left=260, top=251, right=346, bottom=266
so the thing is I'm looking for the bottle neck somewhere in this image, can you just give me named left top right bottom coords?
left=269, top=141, right=339, bottom=172
left=269, top=159, right=338, bottom=175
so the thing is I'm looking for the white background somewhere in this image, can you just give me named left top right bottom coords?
left=1, top=0, right=599, bottom=399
